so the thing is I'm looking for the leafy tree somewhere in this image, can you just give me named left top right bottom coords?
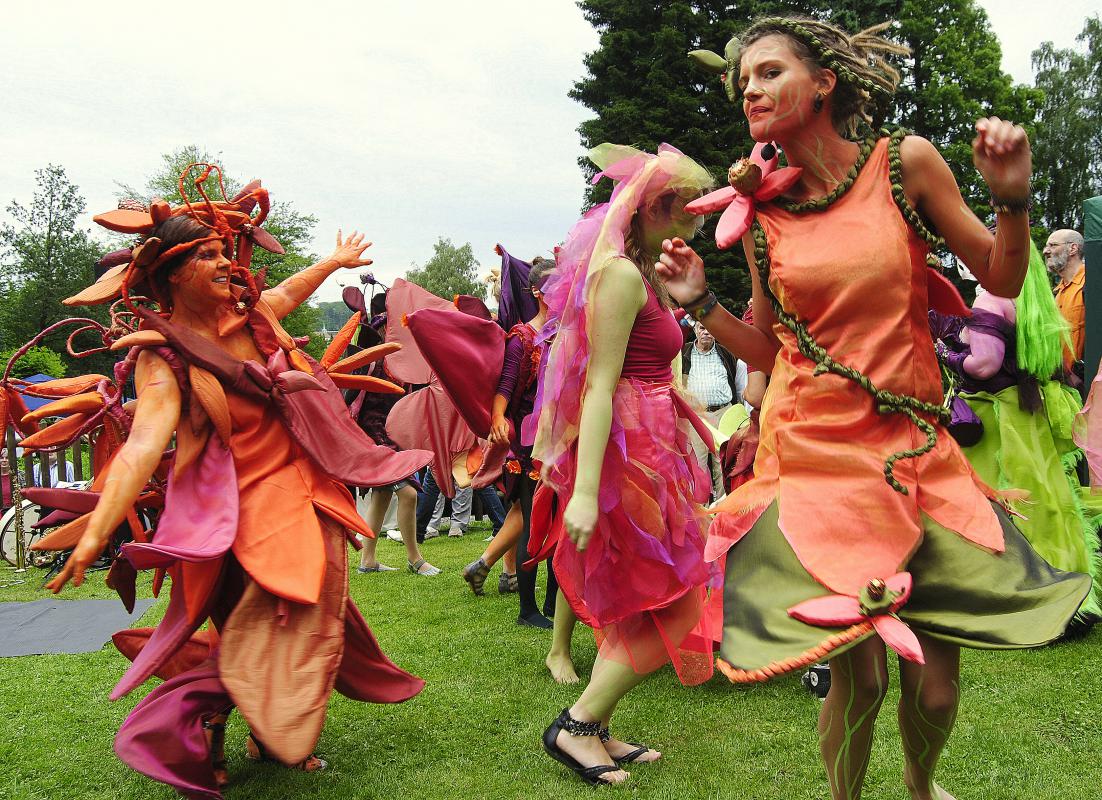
left=404, top=238, right=484, bottom=300
left=571, top=0, right=1036, bottom=307
left=1030, top=15, right=1102, bottom=231
left=317, top=300, right=353, bottom=333
left=120, top=147, right=327, bottom=357
left=0, top=345, right=67, bottom=379
left=0, top=165, right=106, bottom=374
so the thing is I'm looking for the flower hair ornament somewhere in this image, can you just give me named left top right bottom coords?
left=684, top=141, right=802, bottom=249
left=67, top=163, right=285, bottom=318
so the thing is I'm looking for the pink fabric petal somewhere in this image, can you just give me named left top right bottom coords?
left=885, top=572, right=913, bottom=610
left=872, top=615, right=925, bottom=664
left=750, top=141, right=780, bottom=174
left=715, top=195, right=754, bottom=250
left=787, top=594, right=865, bottom=626
left=755, top=167, right=804, bottom=201
left=685, top=186, right=737, bottom=215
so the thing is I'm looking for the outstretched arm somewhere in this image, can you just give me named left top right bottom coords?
left=47, top=350, right=181, bottom=592
left=561, top=258, right=646, bottom=551
left=261, top=230, right=374, bottom=319
left=902, top=118, right=1032, bottom=298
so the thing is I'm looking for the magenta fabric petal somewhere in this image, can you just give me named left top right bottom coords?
left=405, top=306, right=506, bottom=437
left=787, top=593, right=865, bottom=626
left=383, top=279, right=456, bottom=384
left=927, top=268, right=973, bottom=317
left=685, top=186, right=737, bottom=215
left=273, top=369, right=324, bottom=393
left=716, top=195, right=754, bottom=250
left=385, top=379, right=476, bottom=497
left=122, top=433, right=238, bottom=570
left=114, top=659, right=229, bottom=800
left=335, top=599, right=426, bottom=703
left=872, top=615, right=926, bottom=664
left=755, top=167, right=804, bottom=201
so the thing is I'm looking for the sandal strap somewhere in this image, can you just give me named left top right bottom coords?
left=579, top=764, right=621, bottom=782
left=558, top=708, right=602, bottom=737
left=615, top=745, right=651, bottom=764
left=598, top=726, right=610, bottom=743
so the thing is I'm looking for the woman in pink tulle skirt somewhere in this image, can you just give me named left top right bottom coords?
left=530, top=143, right=717, bottom=786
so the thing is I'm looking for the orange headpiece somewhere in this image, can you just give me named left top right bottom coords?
left=67, top=163, right=284, bottom=313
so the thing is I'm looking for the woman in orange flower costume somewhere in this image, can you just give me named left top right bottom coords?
left=659, top=17, right=1091, bottom=800
left=27, top=166, right=430, bottom=799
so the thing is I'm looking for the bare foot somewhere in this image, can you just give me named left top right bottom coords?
left=545, top=651, right=580, bottom=684
left=904, top=772, right=956, bottom=800
left=554, top=728, right=630, bottom=785
left=603, top=734, right=661, bottom=764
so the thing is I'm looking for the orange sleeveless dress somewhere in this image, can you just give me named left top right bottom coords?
left=708, top=139, right=1090, bottom=681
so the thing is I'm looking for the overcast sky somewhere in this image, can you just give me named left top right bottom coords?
left=1, top=1, right=1095, bottom=303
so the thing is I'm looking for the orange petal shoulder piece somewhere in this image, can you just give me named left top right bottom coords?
left=319, top=312, right=362, bottom=369
left=19, top=412, right=93, bottom=450
left=92, top=208, right=156, bottom=234
left=20, top=375, right=108, bottom=398
left=111, top=330, right=169, bottom=351
left=21, top=392, right=105, bottom=425
left=187, top=365, right=232, bottom=445
left=328, top=373, right=405, bottom=395
left=327, top=342, right=402, bottom=375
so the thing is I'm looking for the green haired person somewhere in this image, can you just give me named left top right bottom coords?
left=934, top=241, right=1102, bottom=628
left=657, top=14, right=1091, bottom=800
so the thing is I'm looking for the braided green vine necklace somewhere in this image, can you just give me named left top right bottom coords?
left=756, top=126, right=949, bottom=495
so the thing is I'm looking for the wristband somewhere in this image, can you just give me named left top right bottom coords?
left=680, top=288, right=712, bottom=311
left=690, top=293, right=719, bottom=321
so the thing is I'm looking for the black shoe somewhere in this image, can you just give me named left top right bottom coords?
left=801, top=662, right=831, bottom=699
left=542, top=709, right=621, bottom=786
left=517, top=611, right=553, bottom=629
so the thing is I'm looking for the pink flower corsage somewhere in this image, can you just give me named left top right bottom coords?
left=787, top=573, right=924, bottom=664
left=685, top=141, right=802, bottom=250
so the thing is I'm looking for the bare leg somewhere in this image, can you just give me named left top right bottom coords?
left=484, top=503, right=522, bottom=567
left=545, top=589, right=580, bottom=684
left=501, top=544, right=517, bottom=575
left=899, top=635, right=960, bottom=800
left=553, top=653, right=647, bottom=785
left=358, top=489, right=394, bottom=570
left=396, top=484, right=439, bottom=574
left=819, top=638, right=890, bottom=800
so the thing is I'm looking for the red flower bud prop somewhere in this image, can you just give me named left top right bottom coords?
left=685, top=142, right=802, bottom=250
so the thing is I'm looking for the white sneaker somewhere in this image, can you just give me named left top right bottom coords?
left=385, top=530, right=403, bottom=542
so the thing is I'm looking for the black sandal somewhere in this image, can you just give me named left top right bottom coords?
left=542, top=708, right=622, bottom=786
left=462, top=558, right=491, bottom=596
left=599, top=727, right=653, bottom=765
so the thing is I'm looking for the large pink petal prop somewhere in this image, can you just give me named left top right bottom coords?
left=871, top=615, right=925, bottom=664
left=755, top=167, right=804, bottom=201
left=685, top=186, right=737, bottom=215
left=787, top=594, right=865, bottom=627
left=884, top=572, right=913, bottom=607
left=716, top=194, right=755, bottom=250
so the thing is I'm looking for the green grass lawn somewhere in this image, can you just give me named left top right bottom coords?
left=2, top=522, right=1100, bottom=800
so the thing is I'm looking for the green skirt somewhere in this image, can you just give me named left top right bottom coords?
left=719, top=502, right=1091, bottom=680
left=961, top=383, right=1102, bottom=618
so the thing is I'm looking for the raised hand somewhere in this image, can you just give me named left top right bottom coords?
left=657, top=237, right=708, bottom=305
left=972, top=117, right=1032, bottom=201
left=328, top=230, right=374, bottom=270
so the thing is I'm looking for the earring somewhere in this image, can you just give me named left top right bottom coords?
left=813, top=93, right=824, bottom=113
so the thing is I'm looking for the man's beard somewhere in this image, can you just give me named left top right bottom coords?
left=1047, top=252, right=1068, bottom=272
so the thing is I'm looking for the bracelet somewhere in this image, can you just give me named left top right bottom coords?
left=680, top=288, right=713, bottom=311
left=690, top=293, right=719, bottom=321
left=989, top=193, right=1031, bottom=215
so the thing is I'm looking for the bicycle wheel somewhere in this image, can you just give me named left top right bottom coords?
left=0, top=501, right=44, bottom=566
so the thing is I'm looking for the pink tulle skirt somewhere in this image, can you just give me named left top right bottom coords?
left=551, top=378, right=716, bottom=685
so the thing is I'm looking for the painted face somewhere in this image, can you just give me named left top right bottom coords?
left=738, top=34, right=817, bottom=142
left=169, top=238, right=233, bottom=305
